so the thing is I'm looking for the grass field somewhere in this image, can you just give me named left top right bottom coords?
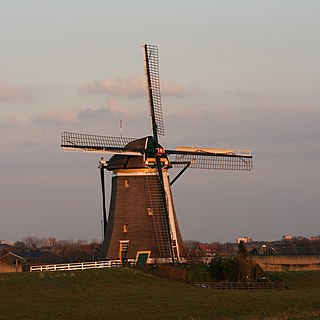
left=0, top=268, right=320, bottom=320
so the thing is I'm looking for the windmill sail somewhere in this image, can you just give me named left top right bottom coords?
left=144, top=44, right=165, bottom=137
left=61, top=131, right=141, bottom=155
left=167, top=146, right=253, bottom=170
left=144, top=44, right=174, bottom=262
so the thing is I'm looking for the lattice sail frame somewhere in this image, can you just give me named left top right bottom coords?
left=167, top=147, right=252, bottom=170
left=170, top=153, right=252, bottom=170
left=61, top=131, right=140, bottom=155
left=144, top=44, right=165, bottom=136
left=61, top=132, right=253, bottom=170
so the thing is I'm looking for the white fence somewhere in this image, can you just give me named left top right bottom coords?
left=29, top=260, right=124, bottom=272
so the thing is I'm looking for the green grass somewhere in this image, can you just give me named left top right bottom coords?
left=274, top=270, right=320, bottom=290
left=0, top=269, right=320, bottom=320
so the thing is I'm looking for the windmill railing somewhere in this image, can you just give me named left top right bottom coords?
left=195, top=281, right=284, bottom=290
left=28, top=257, right=186, bottom=272
left=29, top=260, right=131, bottom=272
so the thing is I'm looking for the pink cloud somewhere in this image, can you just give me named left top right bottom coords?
left=300, top=106, right=320, bottom=115
left=6, top=116, right=19, bottom=124
left=34, top=100, right=127, bottom=124
left=35, top=109, right=78, bottom=123
left=160, top=81, right=187, bottom=97
left=0, top=83, right=31, bottom=102
left=80, top=76, right=187, bottom=97
left=80, top=76, right=145, bottom=97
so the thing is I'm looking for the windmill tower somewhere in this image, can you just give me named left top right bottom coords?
left=61, top=44, right=253, bottom=264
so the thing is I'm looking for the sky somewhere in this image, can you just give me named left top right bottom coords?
left=1, top=1, right=319, bottom=244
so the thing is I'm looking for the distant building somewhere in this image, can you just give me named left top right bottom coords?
left=259, top=244, right=267, bottom=254
left=0, top=252, right=26, bottom=272
left=0, top=239, right=14, bottom=246
left=0, top=250, right=55, bottom=272
left=0, top=242, right=15, bottom=256
left=309, top=236, right=320, bottom=241
left=236, top=237, right=252, bottom=244
left=195, top=244, right=217, bottom=263
left=282, top=234, right=292, bottom=241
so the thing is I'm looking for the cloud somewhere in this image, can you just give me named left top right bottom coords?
left=0, top=83, right=31, bottom=102
left=166, top=104, right=320, bottom=150
left=161, top=81, right=187, bottom=97
left=80, top=76, right=145, bottom=97
left=35, top=109, right=78, bottom=124
left=6, top=116, right=19, bottom=124
left=80, top=75, right=187, bottom=97
left=300, top=106, right=320, bottom=115
left=33, top=100, right=126, bottom=124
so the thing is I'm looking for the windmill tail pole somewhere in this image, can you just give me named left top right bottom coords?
left=99, top=160, right=107, bottom=238
left=156, top=156, right=175, bottom=265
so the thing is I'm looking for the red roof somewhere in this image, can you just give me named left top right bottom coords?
left=196, top=243, right=217, bottom=254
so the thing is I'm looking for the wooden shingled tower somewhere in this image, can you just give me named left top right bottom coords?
left=61, top=44, right=253, bottom=264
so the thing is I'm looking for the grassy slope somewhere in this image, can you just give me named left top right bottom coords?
left=0, top=269, right=320, bottom=320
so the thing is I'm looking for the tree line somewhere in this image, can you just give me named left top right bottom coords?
left=3, top=236, right=101, bottom=263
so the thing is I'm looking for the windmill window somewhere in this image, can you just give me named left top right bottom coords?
left=119, top=240, right=129, bottom=261
left=125, top=179, right=129, bottom=188
left=123, top=224, right=128, bottom=233
left=120, top=241, right=129, bottom=252
left=148, top=208, right=153, bottom=216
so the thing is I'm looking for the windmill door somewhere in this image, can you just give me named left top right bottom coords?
left=136, top=251, right=151, bottom=266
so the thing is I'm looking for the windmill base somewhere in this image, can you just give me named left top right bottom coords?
left=98, top=168, right=185, bottom=262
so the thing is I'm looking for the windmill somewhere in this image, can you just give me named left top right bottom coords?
left=61, top=44, right=253, bottom=264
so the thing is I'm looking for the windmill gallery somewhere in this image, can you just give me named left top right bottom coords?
left=61, top=44, right=253, bottom=264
